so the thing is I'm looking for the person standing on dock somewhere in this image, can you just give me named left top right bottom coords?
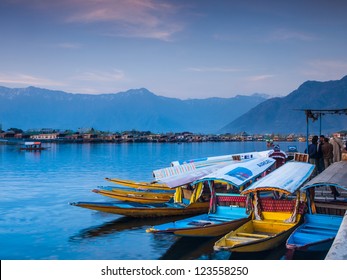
left=323, top=135, right=341, bottom=199
left=317, top=135, right=325, bottom=173
left=306, top=135, right=319, bottom=175
left=330, top=133, right=344, bottom=162
left=322, top=137, right=333, bottom=169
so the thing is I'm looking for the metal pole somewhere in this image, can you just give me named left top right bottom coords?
left=306, top=111, right=309, bottom=153
left=319, top=113, right=322, bottom=136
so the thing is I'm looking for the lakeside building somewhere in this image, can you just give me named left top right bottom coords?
left=30, top=133, right=66, bottom=140
left=0, top=127, right=345, bottom=145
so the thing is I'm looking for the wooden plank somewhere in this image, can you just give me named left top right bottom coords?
left=236, top=232, right=270, bottom=238
left=315, top=202, right=347, bottom=210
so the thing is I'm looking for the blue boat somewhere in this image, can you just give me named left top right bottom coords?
left=146, top=157, right=276, bottom=237
left=286, top=161, right=347, bottom=258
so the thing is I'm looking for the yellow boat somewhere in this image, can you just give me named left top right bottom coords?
left=72, top=162, right=241, bottom=217
left=214, top=161, right=315, bottom=253
left=70, top=200, right=210, bottom=218
left=104, top=163, right=198, bottom=191
left=92, top=186, right=174, bottom=203
left=147, top=157, right=276, bottom=236
left=71, top=172, right=216, bottom=217
left=214, top=211, right=301, bottom=252
left=104, top=177, right=169, bottom=190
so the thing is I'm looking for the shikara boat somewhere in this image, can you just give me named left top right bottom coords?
left=71, top=163, right=231, bottom=217
left=214, top=161, right=315, bottom=253
left=286, top=161, right=347, bottom=257
left=146, top=157, right=276, bottom=237
left=104, top=162, right=218, bottom=191
left=103, top=151, right=272, bottom=192
left=170, top=150, right=271, bottom=167
left=104, top=177, right=169, bottom=190
left=19, top=141, right=45, bottom=151
left=92, top=185, right=175, bottom=203
left=98, top=163, right=232, bottom=204
left=70, top=199, right=210, bottom=218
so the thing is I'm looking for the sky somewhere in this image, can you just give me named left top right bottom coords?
left=0, top=0, right=347, bottom=99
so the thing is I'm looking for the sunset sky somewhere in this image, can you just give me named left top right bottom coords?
left=0, top=0, right=346, bottom=99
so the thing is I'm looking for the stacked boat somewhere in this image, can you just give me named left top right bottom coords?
left=70, top=150, right=347, bottom=258
left=70, top=151, right=274, bottom=218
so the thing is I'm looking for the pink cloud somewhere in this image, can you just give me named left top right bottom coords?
left=18, top=0, right=183, bottom=41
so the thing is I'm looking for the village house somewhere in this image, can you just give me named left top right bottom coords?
left=30, top=133, right=65, bottom=140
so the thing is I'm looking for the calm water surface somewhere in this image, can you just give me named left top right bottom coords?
left=0, top=142, right=307, bottom=260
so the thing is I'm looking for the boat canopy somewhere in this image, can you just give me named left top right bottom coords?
left=170, top=150, right=272, bottom=167
left=192, top=157, right=276, bottom=189
left=156, top=162, right=231, bottom=188
left=153, top=163, right=196, bottom=180
left=24, top=141, right=41, bottom=145
left=242, top=161, right=315, bottom=195
left=300, top=161, right=347, bottom=191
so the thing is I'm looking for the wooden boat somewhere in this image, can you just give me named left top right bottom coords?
left=71, top=155, right=276, bottom=217
left=214, top=161, right=315, bottom=253
left=19, top=141, right=45, bottom=151
left=71, top=164, right=230, bottom=217
left=104, top=162, right=219, bottom=191
left=92, top=185, right=175, bottom=203
left=146, top=157, right=276, bottom=237
left=70, top=199, right=210, bottom=218
left=98, top=163, right=233, bottom=204
left=103, top=151, right=272, bottom=191
left=285, top=161, right=347, bottom=257
left=104, top=177, right=169, bottom=190
left=170, top=150, right=271, bottom=167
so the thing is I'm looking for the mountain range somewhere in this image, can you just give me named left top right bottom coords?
left=1, top=75, right=346, bottom=134
left=221, top=75, right=347, bottom=134
left=0, top=86, right=266, bottom=133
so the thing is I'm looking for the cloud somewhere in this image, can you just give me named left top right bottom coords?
left=67, top=0, right=183, bottom=41
left=72, top=70, right=125, bottom=82
left=248, top=75, right=274, bottom=81
left=0, top=72, right=65, bottom=87
left=186, top=67, right=243, bottom=73
left=269, top=29, right=316, bottom=42
left=21, top=0, right=184, bottom=41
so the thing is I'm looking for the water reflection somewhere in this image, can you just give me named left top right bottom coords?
left=70, top=215, right=193, bottom=241
left=159, top=236, right=226, bottom=260
left=229, top=244, right=287, bottom=260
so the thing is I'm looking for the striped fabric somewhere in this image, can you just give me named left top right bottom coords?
left=153, top=163, right=196, bottom=180
left=217, top=196, right=246, bottom=203
left=259, top=198, right=306, bottom=214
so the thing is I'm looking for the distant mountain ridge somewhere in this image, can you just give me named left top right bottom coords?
left=221, top=76, right=347, bottom=134
left=0, top=86, right=266, bottom=133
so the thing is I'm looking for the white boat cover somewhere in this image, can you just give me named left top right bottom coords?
left=192, top=157, right=276, bottom=188
left=242, top=161, right=315, bottom=195
left=152, top=163, right=196, bottom=180
left=301, top=161, right=347, bottom=191
left=24, top=141, right=41, bottom=145
left=170, top=150, right=272, bottom=167
left=157, top=162, right=232, bottom=188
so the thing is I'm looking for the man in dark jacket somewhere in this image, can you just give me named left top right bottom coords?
left=306, top=135, right=319, bottom=175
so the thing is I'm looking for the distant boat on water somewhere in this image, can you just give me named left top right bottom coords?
left=19, top=141, right=46, bottom=151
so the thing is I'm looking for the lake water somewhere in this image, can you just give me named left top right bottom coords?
left=0, top=141, right=310, bottom=260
